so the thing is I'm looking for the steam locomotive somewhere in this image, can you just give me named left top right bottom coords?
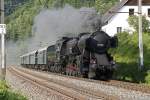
left=20, top=30, right=118, bottom=79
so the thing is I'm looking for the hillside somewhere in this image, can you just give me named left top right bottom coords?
left=5, top=0, right=118, bottom=41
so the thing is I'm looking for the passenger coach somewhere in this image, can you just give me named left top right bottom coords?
left=20, top=45, right=55, bottom=70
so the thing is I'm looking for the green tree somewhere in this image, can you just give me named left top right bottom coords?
left=128, top=15, right=150, bottom=33
left=6, top=0, right=51, bottom=41
left=95, top=0, right=119, bottom=14
left=53, top=0, right=95, bottom=8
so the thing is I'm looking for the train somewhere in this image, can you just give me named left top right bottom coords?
left=20, top=30, right=118, bottom=79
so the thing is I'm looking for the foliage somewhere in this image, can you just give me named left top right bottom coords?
left=128, top=15, right=150, bottom=33
left=52, top=0, right=95, bottom=8
left=0, top=81, right=27, bottom=100
left=95, top=0, right=119, bottom=14
left=6, top=0, right=47, bottom=41
left=110, top=32, right=150, bottom=84
left=5, top=0, right=118, bottom=41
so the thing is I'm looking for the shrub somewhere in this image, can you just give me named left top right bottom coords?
left=0, top=81, right=27, bottom=100
left=111, top=32, right=150, bottom=84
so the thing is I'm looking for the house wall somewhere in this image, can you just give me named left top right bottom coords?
left=102, top=6, right=150, bottom=36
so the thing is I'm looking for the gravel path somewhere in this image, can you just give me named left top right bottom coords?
left=19, top=67, right=150, bottom=100
left=6, top=69, right=73, bottom=100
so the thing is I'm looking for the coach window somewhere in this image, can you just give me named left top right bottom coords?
left=129, top=9, right=134, bottom=16
left=148, top=8, right=150, bottom=17
left=43, top=51, right=45, bottom=64
left=117, top=27, right=122, bottom=33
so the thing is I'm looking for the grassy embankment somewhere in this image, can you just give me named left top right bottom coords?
left=111, top=32, right=150, bottom=85
left=0, top=81, right=27, bottom=100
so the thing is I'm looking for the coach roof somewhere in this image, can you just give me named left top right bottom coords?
left=20, top=45, right=55, bottom=57
left=20, top=50, right=37, bottom=58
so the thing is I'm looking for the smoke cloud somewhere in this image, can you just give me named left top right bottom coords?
left=32, top=5, right=101, bottom=47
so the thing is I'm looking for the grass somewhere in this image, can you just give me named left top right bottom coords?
left=110, top=32, right=150, bottom=84
left=0, top=81, right=27, bottom=100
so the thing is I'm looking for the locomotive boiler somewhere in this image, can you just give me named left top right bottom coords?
left=20, top=30, right=118, bottom=79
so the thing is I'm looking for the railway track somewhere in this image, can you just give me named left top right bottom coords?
left=51, top=70, right=150, bottom=94
left=8, top=66, right=118, bottom=100
left=17, top=66, right=150, bottom=94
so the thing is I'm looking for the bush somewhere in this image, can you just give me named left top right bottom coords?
left=111, top=32, right=150, bottom=84
left=0, top=81, right=27, bottom=100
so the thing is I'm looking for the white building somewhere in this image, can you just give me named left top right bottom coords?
left=102, top=0, right=150, bottom=36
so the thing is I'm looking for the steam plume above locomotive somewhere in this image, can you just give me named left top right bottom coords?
left=31, top=5, right=102, bottom=49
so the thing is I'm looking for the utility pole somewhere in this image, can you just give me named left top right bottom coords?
left=0, top=0, right=6, bottom=80
left=138, top=0, right=144, bottom=70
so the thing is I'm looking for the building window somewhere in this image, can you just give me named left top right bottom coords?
left=148, top=9, right=150, bottom=17
left=117, top=27, right=122, bottom=33
left=129, top=9, right=134, bottom=16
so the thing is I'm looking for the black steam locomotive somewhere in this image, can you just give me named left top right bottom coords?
left=20, top=30, right=118, bottom=79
